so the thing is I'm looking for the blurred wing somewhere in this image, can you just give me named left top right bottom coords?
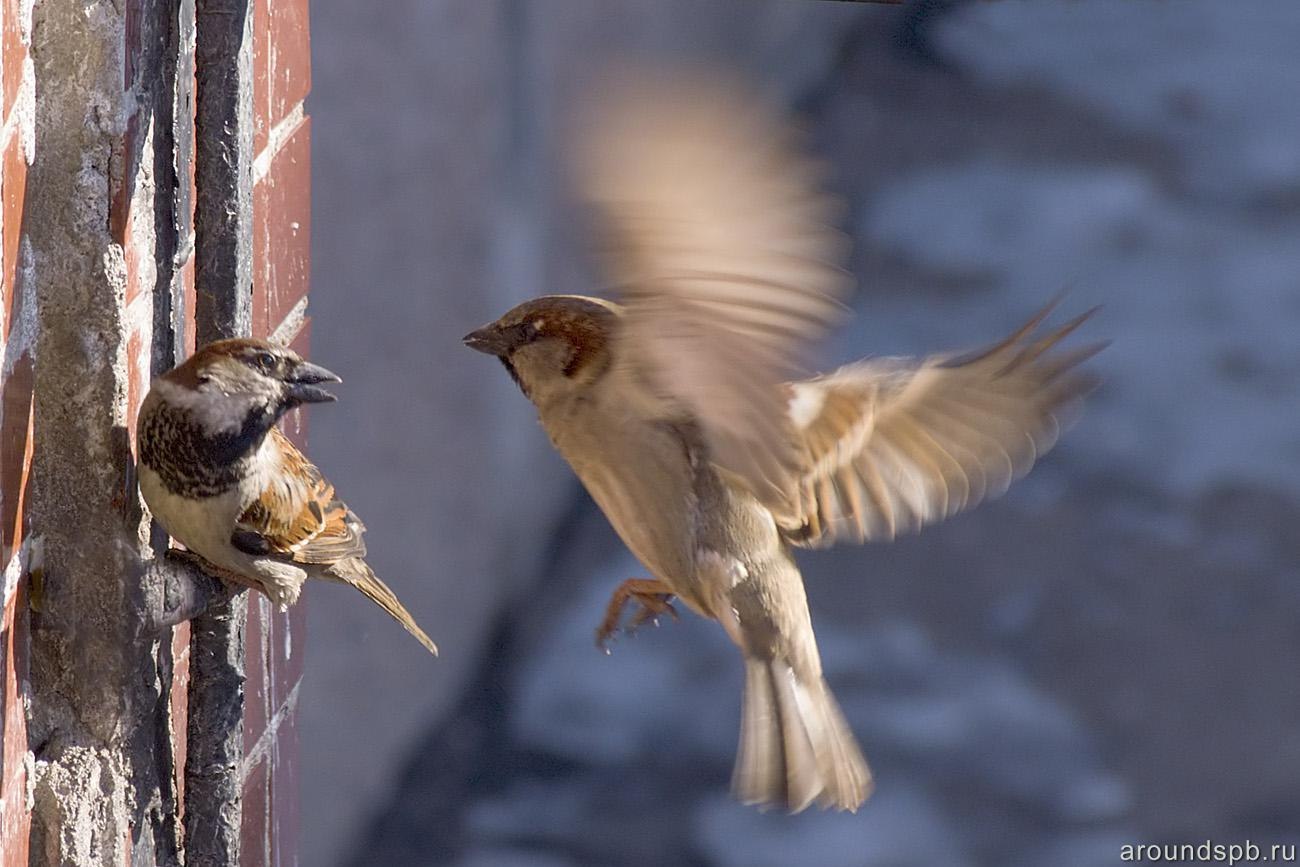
left=236, top=427, right=368, bottom=564
left=781, top=304, right=1104, bottom=548
left=577, top=69, right=851, bottom=506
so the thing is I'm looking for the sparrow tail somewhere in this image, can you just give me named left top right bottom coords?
left=331, top=558, right=438, bottom=656
left=733, top=656, right=871, bottom=813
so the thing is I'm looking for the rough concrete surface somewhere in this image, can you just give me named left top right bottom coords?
left=23, top=0, right=189, bottom=863
left=303, top=1, right=1300, bottom=865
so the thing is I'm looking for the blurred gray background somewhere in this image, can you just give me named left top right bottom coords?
left=303, top=1, right=1300, bottom=864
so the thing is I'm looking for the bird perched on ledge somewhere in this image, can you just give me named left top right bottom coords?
left=136, top=338, right=437, bottom=656
left=465, top=70, right=1101, bottom=813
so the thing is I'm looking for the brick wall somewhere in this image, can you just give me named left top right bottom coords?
left=0, top=0, right=308, bottom=860
left=244, top=0, right=312, bottom=856
left=0, top=0, right=33, bottom=858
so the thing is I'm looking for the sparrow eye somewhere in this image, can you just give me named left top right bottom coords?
left=517, top=321, right=538, bottom=342
left=254, top=352, right=276, bottom=372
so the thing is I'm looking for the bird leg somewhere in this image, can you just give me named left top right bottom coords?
left=595, top=578, right=678, bottom=652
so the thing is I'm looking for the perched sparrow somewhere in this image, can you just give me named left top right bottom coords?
left=465, top=72, right=1101, bottom=812
left=137, top=338, right=437, bottom=655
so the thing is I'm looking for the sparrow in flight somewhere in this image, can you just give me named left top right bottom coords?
left=465, top=70, right=1101, bottom=811
left=137, top=338, right=437, bottom=655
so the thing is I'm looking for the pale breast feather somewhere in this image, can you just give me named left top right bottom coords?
left=139, top=463, right=248, bottom=569
left=549, top=406, right=698, bottom=585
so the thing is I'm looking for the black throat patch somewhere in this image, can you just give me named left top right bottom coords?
left=139, top=400, right=276, bottom=497
left=499, top=356, right=529, bottom=398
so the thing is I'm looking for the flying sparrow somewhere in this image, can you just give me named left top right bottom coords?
left=137, top=338, right=437, bottom=655
left=465, top=71, right=1101, bottom=812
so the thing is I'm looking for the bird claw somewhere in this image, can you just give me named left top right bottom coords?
left=166, top=548, right=208, bottom=570
left=595, top=578, right=678, bottom=652
left=628, top=599, right=679, bottom=631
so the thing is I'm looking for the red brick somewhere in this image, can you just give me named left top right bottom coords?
left=1, top=0, right=25, bottom=123
left=0, top=804, right=28, bottom=866
left=277, top=322, right=311, bottom=448
left=2, top=132, right=27, bottom=340
left=179, top=254, right=197, bottom=355
left=0, top=589, right=30, bottom=865
left=264, top=597, right=304, bottom=724
left=243, top=594, right=271, bottom=756
left=240, top=750, right=271, bottom=867
left=1, top=598, right=18, bottom=780
left=267, top=596, right=305, bottom=724
left=253, top=0, right=309, bottom=157
left=187, top=73, right=197, bottom=231
left=0, top=350, right=32, bottom=560
left=173, top=30, right=197, bottom=335
left=108, top=141, right=131, bottom=249
left=113, top=108, right=156, bottom=307
left=269, top=706, right=299, bottom=867
left=115, top=0, right=142, bottom=297
left=171, top=622, right=190, bottom=811
left=125, top=329, right=144, bottom=438
left=265, top=0, right=310, bottom=127
left=263, top=331, right=311, bottom=716
left=237, top=6, right=311, bottom=862
left=287, top=317, right=310, bottom=355
left=253, top=117, right=310, bottom=339
left=252, top=0, right=270, bottom=156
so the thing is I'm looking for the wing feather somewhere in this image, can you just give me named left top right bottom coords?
left=236, top=427, right=368, bottom=564
left=781, top=304, right=1104, bottom=548
left=577, top=69, right=851, bottom=507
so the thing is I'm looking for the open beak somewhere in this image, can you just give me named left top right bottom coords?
left=285, top=360, right=342, bottom=405
left=462, top=326, right=510, bottom=357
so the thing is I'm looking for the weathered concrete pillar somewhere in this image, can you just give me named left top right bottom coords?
left=23, top=0, right=190, bottom=862
left=2, top=0, right=307, bottom=861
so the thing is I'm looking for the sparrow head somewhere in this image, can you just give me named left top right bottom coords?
left=153, top=338, right=341, bottom=438
left=178, top=338, right=340, bottom=405
left=464, top=295, right=619, bottom=402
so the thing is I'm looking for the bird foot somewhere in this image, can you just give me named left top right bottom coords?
left=595, top=578, right=678, bottom=653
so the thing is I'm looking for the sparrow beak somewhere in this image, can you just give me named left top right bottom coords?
left=284, top=360, right=342, bottom=404
left=463, top=326, right=510, bottom=357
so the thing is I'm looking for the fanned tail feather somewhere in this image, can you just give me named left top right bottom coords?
left=734, top=657, right=871, bottom=812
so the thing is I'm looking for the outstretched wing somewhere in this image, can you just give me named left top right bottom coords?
left=780, top=304, right=1104, bottom=548
left=235, top=427, right=367, bottom=564
left=576, top=67, right=851, bottom=508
